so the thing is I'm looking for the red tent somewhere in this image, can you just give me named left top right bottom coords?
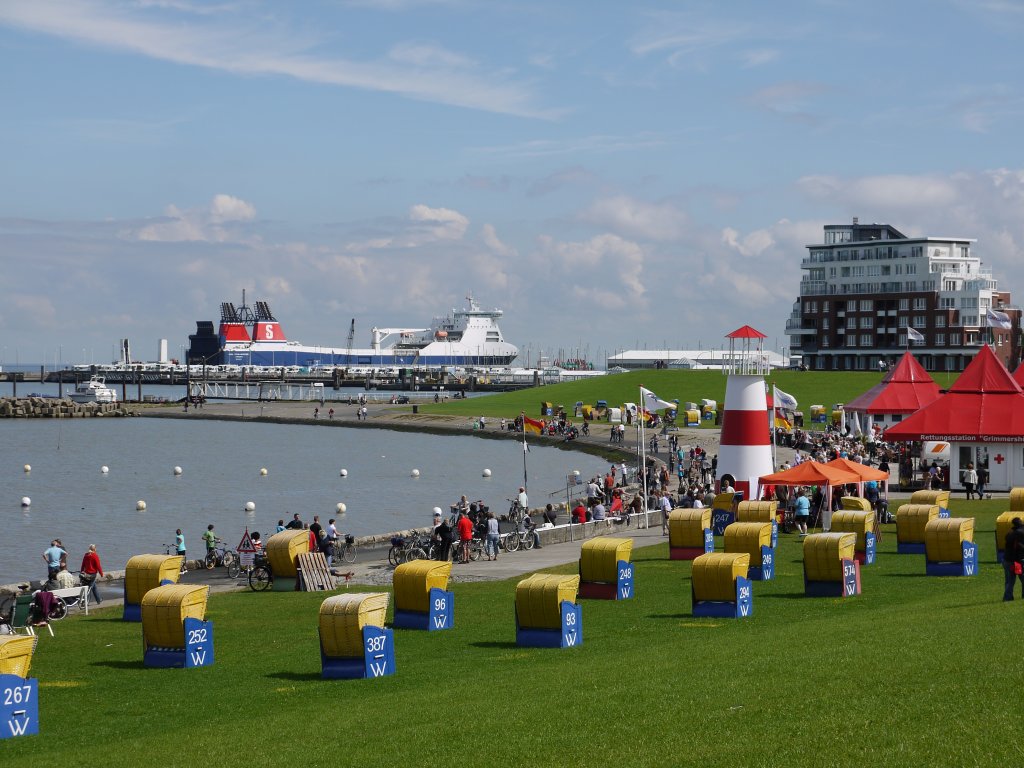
left=884, top=345, right=1024, bottom=442
left=845, top=351, right=941, bottom=415
left=1014, top=361, right=1024, bottom=388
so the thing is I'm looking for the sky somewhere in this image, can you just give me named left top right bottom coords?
left=3, top=0, right=1024, bottom=367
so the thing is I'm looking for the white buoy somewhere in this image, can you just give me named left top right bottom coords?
left=23, top=464, right=31, bottom=473
left=173, top=466, right=183, bottom=476
left=339, top=469, right=348, bottom=477
left=259, top=468, right=268, bottom=476
left=21, top=496, right=30, bottom=507
left=245, top=501, right=256, bottom=512
left=432, top=506, right=443, bottom=516
left=411, top=469, right=420, bottom=478
left=101, top=466, right=109, bottom=474
left=136, top=500, right=147, bottom=511
left=336, top=503, right=347, bottom=514
left=482, top=468, right=492, bottom=478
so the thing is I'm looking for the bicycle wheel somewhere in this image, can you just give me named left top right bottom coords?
left=406, top=547, right=426, bottom=562
left=205, top=551, right=217, bottom=569
left=469, top=539, right=484, bottom=562
left=388, top=546, right=400, bottom=566
left=248, top=565, right=272, bottom=591
left=342, top=543, right=357, bottom=564
left=522, top=532, right=535, bottom=551
left=503, top=532, right=520, bottom=553
left=222, top=551, right=237, bottom=568
left=48, top=597, right=68, bottom=621
left=227, top=560, right=241, bottom=579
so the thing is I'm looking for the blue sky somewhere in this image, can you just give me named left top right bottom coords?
left=2, top=0, right=1024, bottom=366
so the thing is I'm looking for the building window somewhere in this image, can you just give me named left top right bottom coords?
left=822, top=337, right=830, bottom=347
left=935, top=316, right=946, bottom=328
left=807, top=301, right=817, bottom=313
left=848, top=335, right=857, bottom=347
left=898, top=334, right=907, bottom=346
left=898, top=317, right=908, bottom=328
left=823, top=318, right=830, bottom=330
left=935, top=333, right=945, bottom=346
left=899, top=299, right=909, bottom=310
left=860, top=334, right=872, bottom=346
left=860, top=300, right=873, bottom=311
left=847, top=316, right=857, bottom=329
left=860, top=316, right=873, bottom=328
left=823, top=301, right=830, bottom=312
left=950, top=333, right=961, bottom=345
left=913, top=298, right=926, bottom=310
left=912, top=316, right=927, bottom=328
left=940, top=298, right=955, bottom=309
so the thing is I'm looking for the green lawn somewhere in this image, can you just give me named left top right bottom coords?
left=425, top=369, right=962, bottom=423
left=9, top=499, right=1019, bottom=766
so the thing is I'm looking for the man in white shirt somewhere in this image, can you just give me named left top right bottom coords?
left=659, top=491, right=673, bottom=535
left=517, top=487, right=529, bottom=513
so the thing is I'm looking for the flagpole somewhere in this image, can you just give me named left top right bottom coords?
left=520, top=411, right=528, bottom=492
left=770, top=384, right=778, bottom=472
left=639, top=386, right=648, bottom=528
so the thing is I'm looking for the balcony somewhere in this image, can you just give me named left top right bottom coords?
left=799, top=280, right=827, bottom=296
left=785, top=318, right=818, bottom=335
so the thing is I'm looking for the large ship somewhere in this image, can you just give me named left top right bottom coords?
left=188, top=294, right=519, bottom=369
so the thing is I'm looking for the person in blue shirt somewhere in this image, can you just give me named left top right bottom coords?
left=794, top=489, right=811, bottom=536
left=175, top=528, right=186, bottom=562
left=42, top=540, right=67, bottom=581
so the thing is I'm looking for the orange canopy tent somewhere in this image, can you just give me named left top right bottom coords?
left=758, top=461, right=860, bottom=531
left=824, top=457, right=889, bottom=482
left=759, top=461, right=860, bottom=487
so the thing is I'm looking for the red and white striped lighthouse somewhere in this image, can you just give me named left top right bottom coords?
left=717, top=325, right=774, bottom=498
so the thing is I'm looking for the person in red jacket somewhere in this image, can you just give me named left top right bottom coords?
left=80, top=544, right=105, bottom=604
left=456, top=511, right=474, bottom=564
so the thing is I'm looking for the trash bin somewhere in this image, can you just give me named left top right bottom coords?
left=412, top=404, right=419, bottom=414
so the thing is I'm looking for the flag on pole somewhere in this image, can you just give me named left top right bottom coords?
left=986, top=307, right=1012, bottom=329
left=906, top=327, right=924, bottom=343
left=640, top=386, right=675, bottom=412
left=523, top=416, right=544, bottom=435
left=773, top=386, right=798, bottom=410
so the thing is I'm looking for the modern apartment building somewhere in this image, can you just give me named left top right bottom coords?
left=786, top=219, right=1020, bottom=372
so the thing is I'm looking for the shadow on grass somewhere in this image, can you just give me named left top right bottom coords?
left=647, top=613, right=690, bottom=619
left=91, top=660, right=145, bottom=670
left=889, top=573, right=930, bottom=578
left=470, top=640, right=518, bottom=649
left=266, top=671, right=321, bottom=682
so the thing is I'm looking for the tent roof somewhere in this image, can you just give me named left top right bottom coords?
left=726, top=325, right=766, bottom=339
left=1014, top=361, right=1024, bottom=387
left=884, top=345, right=1024, bottom=442
left=824, top=457, right=889, bottom=482
left=844, top=351, right=941, bottom=414
left=759, top=460, right=860, bottom=487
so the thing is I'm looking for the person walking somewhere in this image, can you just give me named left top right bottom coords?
left=79, top=544, right=105, bottom=604
left=202, top=524, right=217, bottom=563
left=963, top=463, right=978, bottom=500
left=175, top=528, right=186, bottom=566
left=1004, top=517, right=1024, bottom=601
left=794, top=489, right=810, bottom=536
left=976, top=465, right=989, bottom=500
left=485, top=511, right=500, bottom=561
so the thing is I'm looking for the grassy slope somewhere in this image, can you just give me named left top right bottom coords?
left=423, top=369, right=962, bottom=421
left=10, top=499, right=1022, bottom=767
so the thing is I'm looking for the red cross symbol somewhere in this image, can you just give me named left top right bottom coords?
left=994, top=454, right=1005, bottom=465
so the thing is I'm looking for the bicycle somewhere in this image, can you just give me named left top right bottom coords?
left=506, top=498, right=527, bottom=526
left=388, top=533, right=428, bottom=566
left=330, top=534, right=357, bottom=564
left=163, top=544, right=189, bottom=574
left=248, top=551, right=273, bottom=591
left=205, top=539, right=237, bottom=570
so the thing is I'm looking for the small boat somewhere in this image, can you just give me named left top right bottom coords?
left=69, top=375, right=118, bottom=404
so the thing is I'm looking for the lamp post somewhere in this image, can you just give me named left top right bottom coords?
left=566, top=470, right=579, bottom=542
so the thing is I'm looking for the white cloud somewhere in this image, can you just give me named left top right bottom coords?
left=0, top=0, right=555, bottom=118
left=481, top=223, right=516, bottom=257
left=797, top=173, right=960, bottom=211
left=347, top=203, right=469, bottom=251
left=409, top=204, right=469, bottom=240
left=741, top=48, right=779, bottom=67
left=128, top=194, right=258, bottom=242
left=582, top=195, right=687, bottom=241
left=388, top=42, right=474, bottom=69
left=536, top=233, right=647, bottom=308
left=747, top=81, right=828, bottom=123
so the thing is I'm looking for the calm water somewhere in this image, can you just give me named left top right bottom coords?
left=0, top=418, right=601, bottom=584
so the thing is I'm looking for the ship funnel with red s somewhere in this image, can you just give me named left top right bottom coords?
left=250, top=299, right=285, bottom=343
left=218, top=301, right=251, bottom=343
